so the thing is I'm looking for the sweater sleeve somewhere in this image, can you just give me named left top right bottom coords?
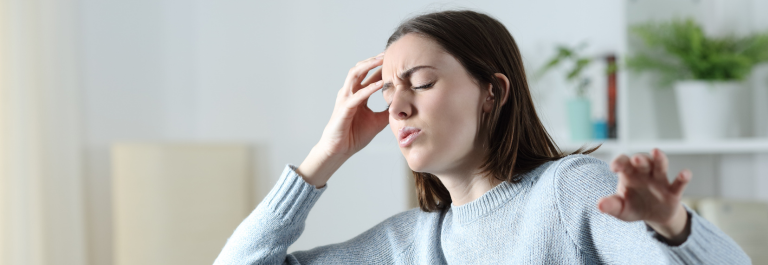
left=213, top=164, right=326, bottom=265
left=213, top=164, right=421, bottom=265
left=553, top=154, right=751, bottom=265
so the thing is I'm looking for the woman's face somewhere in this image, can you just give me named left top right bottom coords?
left=382, top=33, right=491, bottom=175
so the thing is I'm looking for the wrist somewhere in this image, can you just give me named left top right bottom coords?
left=646, top=204, right=691, bottom=245
left=297, top=145, right=349, bottom=188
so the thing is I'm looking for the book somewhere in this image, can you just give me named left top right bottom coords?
left=606, top=55, right=618, bottom=139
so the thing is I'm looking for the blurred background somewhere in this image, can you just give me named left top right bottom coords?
left=1, top=0, right=767, bottom=264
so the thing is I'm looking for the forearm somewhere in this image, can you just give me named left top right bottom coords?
left=297, top=144, right=349, bottom=188
left=214, top=164, right=326, bottom=265
left=646, top=205, right=751, bottom=264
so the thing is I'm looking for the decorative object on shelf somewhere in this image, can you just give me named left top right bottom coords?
left=537, top=44, right=616, bottom=141
left=566, top=95, right=593, bottom=141
left=628, top=18, right=768, bottom=140
left=605, top=54, right=618, bottom=139
left=593, top=119, right=608, bottom=140
left=675, top=81, right=742, bottom=139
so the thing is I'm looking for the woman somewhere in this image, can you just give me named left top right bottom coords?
left=214, top=10, right=749, bottom=264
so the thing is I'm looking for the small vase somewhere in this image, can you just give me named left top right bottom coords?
left=674, top=81, right=742, bottom=140
left=567, top=97, right=593, bottom=141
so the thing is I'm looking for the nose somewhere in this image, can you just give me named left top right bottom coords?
left=388, top=87, right=412, bottom=120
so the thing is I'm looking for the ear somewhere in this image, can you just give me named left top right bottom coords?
left=482, top=73, right=511, bottom=113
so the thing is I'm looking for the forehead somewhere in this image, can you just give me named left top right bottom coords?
left=382, top=33, right=450, bottom=79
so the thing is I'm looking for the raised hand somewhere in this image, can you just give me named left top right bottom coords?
left=317, top=53, right=389, bottom=158
left=297, top=53, right=389, bottom=188
left=598, top=148, right=693, bottom=244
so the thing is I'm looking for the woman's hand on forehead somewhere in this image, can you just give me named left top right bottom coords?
left=297, top=52, right=390, bottom=188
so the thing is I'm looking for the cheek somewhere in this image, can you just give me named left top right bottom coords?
left=426, top=92, right=480, bottom=147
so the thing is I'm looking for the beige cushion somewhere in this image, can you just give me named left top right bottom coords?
left=696, top=198, right=768, bottom=264
left=112, top=143, right=251, bottom=265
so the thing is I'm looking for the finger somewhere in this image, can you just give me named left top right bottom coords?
left=650, top=148, right=669, bottom=181
left=345, top=54, right=385, bottom=92
left=610, top=154, right=632, bottom=173
left=630, top=153, right=652, bottom=176
left=355, top=52, right=384, bottom=66
left=349, top=52, right=384, bottom=81
left=361, top=67, right=383, bottom=87
left=669, top=169, right=692, bottom=195
left=598, top=195, right=625, bottom=218
left=347, top=80, right=384, bottom=108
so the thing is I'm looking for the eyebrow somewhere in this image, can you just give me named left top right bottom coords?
left=381, top=65, right=436, bottom=92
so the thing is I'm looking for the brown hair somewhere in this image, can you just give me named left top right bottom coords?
left=386, top=10, right=598, bottom=212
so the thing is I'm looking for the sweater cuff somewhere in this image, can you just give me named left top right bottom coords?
left=644, top=204, right=692, bottom=246
left=645, top=204, right=727, bottom=255
left=261, top=164, right=327, bottom=224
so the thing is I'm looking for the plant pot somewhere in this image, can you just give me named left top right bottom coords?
left=567, top=97, right=593, bottom=141
left=674, top=80, right=742, bottom=141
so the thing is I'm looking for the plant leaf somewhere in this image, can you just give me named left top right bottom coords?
left=627, top=18, right=768, bottom=83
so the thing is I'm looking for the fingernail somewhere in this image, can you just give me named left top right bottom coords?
left=375, top=80, right=383, bottom=85
left=375, top=53, right=384, bottom=60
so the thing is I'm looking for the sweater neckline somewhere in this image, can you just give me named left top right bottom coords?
left=449, top=161, right=552, bottom=224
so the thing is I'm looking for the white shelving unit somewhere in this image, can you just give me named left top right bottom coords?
left=554, top=0, right=768, bottom=201
left=562, top=138, right=768, bottom=156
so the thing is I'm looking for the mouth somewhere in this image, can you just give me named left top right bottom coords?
left=398, top=127, right=422, bottom=147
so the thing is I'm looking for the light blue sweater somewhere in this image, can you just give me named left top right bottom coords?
left=213, top=154, right=750, bottom=264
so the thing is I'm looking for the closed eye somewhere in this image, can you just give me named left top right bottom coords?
left=414, top=82, right=434, bottom=89
left=385, top=82, right=435, bottom=109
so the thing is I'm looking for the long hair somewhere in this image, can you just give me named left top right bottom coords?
left=386, top=10, right=599, bottom=212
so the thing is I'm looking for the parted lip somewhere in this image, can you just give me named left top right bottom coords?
left=398, top=126, right=422, bottom=141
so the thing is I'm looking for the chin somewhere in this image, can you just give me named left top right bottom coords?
left=405, top=159, right=424, bottom=172
left=402, top=148, right=433, bottom=173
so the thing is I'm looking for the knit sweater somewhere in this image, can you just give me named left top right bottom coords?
left=213, top=154, right=750, bottom=264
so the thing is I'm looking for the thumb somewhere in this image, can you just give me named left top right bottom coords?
left=374, top=109, right=389, bottom=130
left=598, top=195, right=624, bottom=218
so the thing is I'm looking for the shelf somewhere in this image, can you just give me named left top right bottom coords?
left=559, top=138, right=768, bottom=155
left=559, top=140, right=620, bottom=154
left=626, top=139, right=768, bottom=155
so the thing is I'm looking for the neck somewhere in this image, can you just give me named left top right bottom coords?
left=434, top=137, right=500, bottom=206
left=437, top=170, right=503, bottom=206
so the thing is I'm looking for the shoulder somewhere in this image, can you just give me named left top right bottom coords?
left=292, top=207, right=443, bottom=263
left=546, top=155, right=646, bottom=260
left=524, top=154, right=617, bottom=215
left=379, top=207, right=436, bottom=228
left=540, top=154, right=619, bottom=229
left=339, top=207, right=443, bottom=260
left=549, top=154, right=617, bottom=198
left=552, top=154, right=613, bottom=179
left=357, top=207, right=444, bottom=245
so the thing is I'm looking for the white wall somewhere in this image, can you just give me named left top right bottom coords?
left=0, top=0, right=87, bottom=264
left=79, top=0, right=627, bottom=264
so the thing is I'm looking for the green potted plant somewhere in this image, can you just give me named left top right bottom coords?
left=628, top=18, right=768, bottom=140
left=537, top=43, right=596, bottom=141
